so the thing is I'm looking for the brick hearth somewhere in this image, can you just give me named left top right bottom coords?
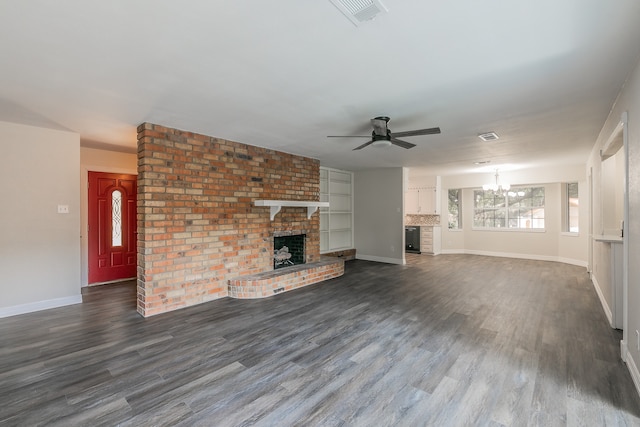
left=228, top=257, right=344, bottom=299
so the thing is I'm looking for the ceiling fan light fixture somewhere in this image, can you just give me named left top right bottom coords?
left=371, top=139, right=392, bottom=148
left=329, top=115, right=440, bottom=151
left=478, top=132, right=499, bottom=142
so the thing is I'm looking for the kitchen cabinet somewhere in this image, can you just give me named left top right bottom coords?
left=405, top=189, right=419, bottom=214
left=421, top=226, right=441, bottom=255
left=405, top=187, right=438, bottom=214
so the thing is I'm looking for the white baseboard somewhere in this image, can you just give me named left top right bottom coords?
left=556, top=257, right=589, bottom=268
left=356, top=254, right=405, bottom=265
left=463, top=249, right=559, bottom=263
left=438, top=249, right=587, bottom=268
left=591, top=275, right=614, bottom=327
left=0, top=295, right=83, bottom=318
left=623, top=343, right=640, bottom=400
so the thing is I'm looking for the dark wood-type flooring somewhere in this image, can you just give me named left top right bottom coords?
left=1, top=254, right=639, bottom=426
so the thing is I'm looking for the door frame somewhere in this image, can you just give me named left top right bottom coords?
left=81, top=165, right=137, bottom=287
left=621, top=111, right=629, bottom=360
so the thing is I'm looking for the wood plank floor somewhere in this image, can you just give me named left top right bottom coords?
left=1, top=254, right=639, bottom=426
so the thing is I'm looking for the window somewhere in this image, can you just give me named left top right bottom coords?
left=564, top=182, right=579, bottom=233
left=112, top=190, right=123, bottom=246
left=448, top=189, right=461, bottom=229
left=473, top=187, right=545, bottom=230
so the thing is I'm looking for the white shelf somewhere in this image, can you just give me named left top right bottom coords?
left=594, top=234, right=623, bottom=243
left=254, top=200, right=330, bottom=221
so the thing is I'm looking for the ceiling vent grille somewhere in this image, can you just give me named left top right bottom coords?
left=329, top=0, right=388, bottom=26
left=478, top=132, right=499, bottom=142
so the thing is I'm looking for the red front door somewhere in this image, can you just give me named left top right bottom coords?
left=88, top=172, right=137, bottom=284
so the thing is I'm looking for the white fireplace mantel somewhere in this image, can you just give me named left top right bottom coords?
left=254, top=200, right=329, bottom=221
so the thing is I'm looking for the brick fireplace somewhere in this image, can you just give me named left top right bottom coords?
left=137, top=123, right=335, bottom=316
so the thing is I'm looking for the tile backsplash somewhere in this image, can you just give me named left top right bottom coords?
left=405, top=214, right=440, bottom=226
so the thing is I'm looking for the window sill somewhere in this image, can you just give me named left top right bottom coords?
left=471, top=227, right=546, bottom=233
left=561, top=232, right=580, bottom=237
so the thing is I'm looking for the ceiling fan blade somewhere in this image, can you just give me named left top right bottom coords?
left=391, top=127, right=441, bottom=138
left=353, top=140, right=375, bottom=150
left=327, top=135, right=371, bottom=138
left=390, top=138, right=416, bottom=149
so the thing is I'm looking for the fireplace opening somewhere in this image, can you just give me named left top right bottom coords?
left=274, top=234, right=305, bottom=269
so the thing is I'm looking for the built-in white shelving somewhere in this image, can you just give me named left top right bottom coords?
left=320, top=167, right=354, bottom=253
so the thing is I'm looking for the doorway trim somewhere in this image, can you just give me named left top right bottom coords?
left=620, top=111, right=629, bottom=361
left=599, top=112, right=629, bottom=360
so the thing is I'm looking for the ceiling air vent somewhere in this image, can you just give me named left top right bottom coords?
left=329, top=0, right=388, bottom=26
left=478, top=132, right=499, bottom=142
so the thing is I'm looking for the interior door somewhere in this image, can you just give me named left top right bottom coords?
left=88, top=172, right=137, bottom=284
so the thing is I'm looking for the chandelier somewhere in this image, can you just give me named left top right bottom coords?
left=482, top=169, right=510, bottom=192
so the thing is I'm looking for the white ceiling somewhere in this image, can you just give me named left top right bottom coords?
left=1, top=1, right=640, bottom=175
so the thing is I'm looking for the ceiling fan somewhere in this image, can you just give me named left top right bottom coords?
left=328, top=116, right=441, bottom=150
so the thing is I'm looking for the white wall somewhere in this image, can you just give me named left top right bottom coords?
left=354, top=168, right=405, bottom=264
left=440, top=164, right=588, bottom=266
left=0, top=122, right=82, bottom=317
left=407, top=173, right=437, bottom=188
left=587, top=55, right=640, bottom=395
left=80, top=147, right=137, bottom=286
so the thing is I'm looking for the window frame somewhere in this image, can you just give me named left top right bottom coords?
left=111, top=189, right=123, bottom=247
left=472, top=186, right=546, bottom=232
left=447, top=188, right=462, bottom=230
left=562, top=182, right=579, bottom=235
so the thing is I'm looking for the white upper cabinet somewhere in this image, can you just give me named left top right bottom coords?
left=406, top=187, right=438, bottom=214
left=405, top=189, right=419, bottom=214
left=405, top=175, right=441, bottom=215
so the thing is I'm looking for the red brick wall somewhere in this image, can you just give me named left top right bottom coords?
left=137, top=123, right=320, bottom=316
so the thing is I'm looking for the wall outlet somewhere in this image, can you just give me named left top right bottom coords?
left=57, top=205, right=69, bottom=214
left=390, top=245, right=395, bottom=252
